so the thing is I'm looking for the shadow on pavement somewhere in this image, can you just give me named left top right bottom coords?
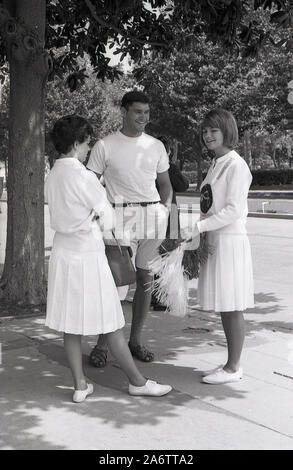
left=0, top=281, right=292, bottom=449
left=0, top=340, right=249, bottom=450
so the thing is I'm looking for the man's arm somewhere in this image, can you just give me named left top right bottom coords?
left=156, top=170, right=173, bottom=210
left=87, top=139, right=106, bottom=179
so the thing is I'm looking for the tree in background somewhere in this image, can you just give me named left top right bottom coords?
left=45, top=71, right=135, bottom=166
left=0, top=0, right=292, bottom=304
left=136, top=28, right=292, bottom=184
left=0, top=0, right=176, bottom=305
left=0, top=74, right=8, bottom=180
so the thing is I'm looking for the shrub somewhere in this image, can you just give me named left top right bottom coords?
left=251, top=169, right=293, bottom=186
left=182, top=169, right=293, bottom=187
left=182, top=168, right=293, bottom=186
left=181, top=171, right=198, bottom=184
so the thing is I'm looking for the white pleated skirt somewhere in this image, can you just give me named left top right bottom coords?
left=198, top=229, right=254, bottom=312
left=46, top=231, right=125, bottom=335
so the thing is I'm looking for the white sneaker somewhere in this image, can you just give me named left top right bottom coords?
left=73, top=383, right=94, bottom=403
left=129, top=379, right=172, bottom=397
left=202, top=367, right=243, bottom=384
left=201, top=365, right=223, bottom=377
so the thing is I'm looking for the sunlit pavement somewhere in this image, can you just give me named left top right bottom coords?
left=0, top=199, right=293, bottom=449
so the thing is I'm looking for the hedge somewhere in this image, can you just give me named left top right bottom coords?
left=251, top=169, right=293, bottom=186
left=181, top=171, right=197, bottom=184
left=182, top=169, right=293, bottom=186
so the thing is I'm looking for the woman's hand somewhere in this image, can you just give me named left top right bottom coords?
left=183, top=223, right=200, bottom=251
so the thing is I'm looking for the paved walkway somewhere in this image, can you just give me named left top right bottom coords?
left=1, top=298, right=293, bottom=450
left=0, top=203, right=293, bottom=449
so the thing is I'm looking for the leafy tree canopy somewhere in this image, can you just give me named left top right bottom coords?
left=0, top=0, right=292, bottom=87
left=136, top=31, right=292, bottom=167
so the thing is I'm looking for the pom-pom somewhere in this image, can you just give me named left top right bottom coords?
left=149, top=234, right=212, bottom=317
left=150, top=244, right=188, bottom=317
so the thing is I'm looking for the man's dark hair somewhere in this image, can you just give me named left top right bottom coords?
left=121, top=90, right=150, bottom=110
left=51, top=115, right=93, bottom=155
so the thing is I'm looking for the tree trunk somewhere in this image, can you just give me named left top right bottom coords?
left=270, top=136, right=278, bottom=169
left=178, top=154, right=185, bottom=170
left=0, top=0, right=50, bottom=304
left=286, top=140, right=292, bottom=167
left=193, top=137, right=202, bottom=190
left=196, top=151, right=202, bottom=190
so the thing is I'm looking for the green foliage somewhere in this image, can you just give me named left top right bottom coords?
left=45, top=72, right=133, bottom=138
left=0, top=0, right=291, bottom=85
left=135, top=29, right=293, bottom=168
left=173, top=0, right=293, bottom=57
left=45, top=72, right=135, bottom=161
left=45, top=0, right=176, bottom=84
left=251, top=168, right=293, bottom=185
left=284, top=111, right=293, bottom=129
left=183, top=168, right=293, bottom=186
left=0, top=70, right=135, bottom=163
left=181, top=171, right=198, bottom=185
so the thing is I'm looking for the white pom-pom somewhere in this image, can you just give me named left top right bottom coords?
left=149, top=244, right=188, bottom=317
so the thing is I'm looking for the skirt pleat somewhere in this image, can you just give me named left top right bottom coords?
left=198, top=231, right=254, bottom=312
left=45, top=232, right=125, bottom=335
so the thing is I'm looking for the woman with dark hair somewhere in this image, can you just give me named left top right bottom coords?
left=45, top=115, right=172, bottom=401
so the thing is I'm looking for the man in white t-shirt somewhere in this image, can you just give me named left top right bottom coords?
left=87, top=90, right=173, bottom=366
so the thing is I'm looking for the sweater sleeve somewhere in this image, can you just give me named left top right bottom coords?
left=197, top=160, right=252, bottom=233
left=79, top=170, right=116, bottom=231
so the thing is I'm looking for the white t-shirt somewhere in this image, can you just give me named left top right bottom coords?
left=45, top=158, right=115, bottom=236
left=197, top=150, right=252, bottom=234
left=87, top=131, right=169, bottom=203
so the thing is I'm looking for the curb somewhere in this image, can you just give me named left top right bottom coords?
left=248, top=212, right=293, bottom=220
left=180, top=208, right=293, bottom=220
left=180, top=190, right=293, bottom=200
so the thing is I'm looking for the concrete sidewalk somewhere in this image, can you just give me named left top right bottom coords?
left=0, top=295, right=293, bottom=450
left=0, top=211, right=293, bottom=450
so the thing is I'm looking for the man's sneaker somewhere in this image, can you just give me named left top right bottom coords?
left=129, top=379, right=172, bottom=397
left=202, top=367, right=243, bottom=385
left=73, top=383, right=94, bottom=403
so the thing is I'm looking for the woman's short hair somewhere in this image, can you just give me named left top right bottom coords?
left=51, top=115, right=93, bottom=155
left=121, top=90, right=150, bottom=110
left=201, top=108, right=238, bottom=149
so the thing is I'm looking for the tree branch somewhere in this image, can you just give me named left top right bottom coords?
left=84, top=0, right=168, bottom=49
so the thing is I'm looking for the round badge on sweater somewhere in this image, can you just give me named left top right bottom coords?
left=200, top=184, right=213, bottom=214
